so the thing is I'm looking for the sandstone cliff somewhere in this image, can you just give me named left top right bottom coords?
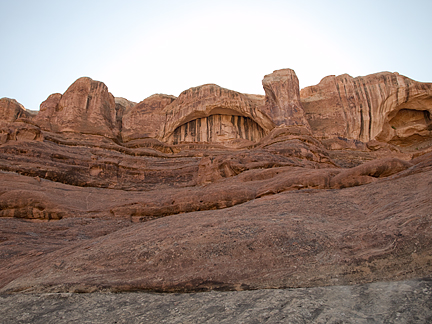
left=121, top=94, right=175, bottom=142
left=0, top=68, right=431, bottom=295
left=0, top=97, right=32, bottom=123
left=262, top=69, right=311, bottom=131
left=34, top=77, right=119, bottom=138
left=300, top=72, right=432, bottom=145
left=159, top=84, right=274, bottom=146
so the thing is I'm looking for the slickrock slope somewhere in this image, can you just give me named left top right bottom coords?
left=0, top=68, right=431, bottom=294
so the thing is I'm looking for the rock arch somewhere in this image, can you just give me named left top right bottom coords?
left=376, top=93, right=432, bottom=146
left=160, top=84, right=275, bottom=144
left=167, top=113, right=266, bottom=145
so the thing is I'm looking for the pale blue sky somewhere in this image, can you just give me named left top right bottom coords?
left=1, top=0, right=431, bottom=110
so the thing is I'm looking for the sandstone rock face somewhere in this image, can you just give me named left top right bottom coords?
left=0, top=98, right=31, bottom=123
left=34, top=77, right=118, bottom=138
left=300, top=72, right=432, bottom=144
left=161, top=84, right=274, bottom=144
left=1, top=158, right=431, bottom=293
left=262, top=69, right=311, bottom=131
left=114, top=97, right=136, bottom=132
left=121, top=94, right=175, bottom=142
left=1, top=69, right=432, bottom=296
left=169, top=114, right=265, bottom=145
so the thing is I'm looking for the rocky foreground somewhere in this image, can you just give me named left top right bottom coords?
left=0, top=68, right=431, bottom=320
left=1, top=278, right=431, bottom=323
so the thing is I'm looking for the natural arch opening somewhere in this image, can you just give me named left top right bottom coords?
left=168, top=114, right=265, bottom=145
left=388, top=109, right=432, bottom=146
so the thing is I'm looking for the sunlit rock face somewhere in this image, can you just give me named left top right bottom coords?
left=300, top=72, right=432, bottom=145
left=167, top=114, right=265, bottom=145
left=34, top=77, right=118, bottom=138
left=160, top=84, right=274, bottom=143
left=0, top=98, right=31, bottom=123
left=262, top=69, right=311, bottom=131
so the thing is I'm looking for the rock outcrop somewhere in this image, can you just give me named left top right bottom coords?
left=262, top=69, right=311, bottom=131
left=0, top=68, right=431, bottom=295
left=34, top=77, right=118, bottom=138
left=0, top=98, right=31, bottom=123
left=300, top=72, right=432, bottom=145
left=121, top=94, right=175, bottom=142
left=161, top=84, right=274, bottom=144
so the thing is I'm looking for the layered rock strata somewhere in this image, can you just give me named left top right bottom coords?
left=160, top=84, right=273, bottom=143
left=300, top=72, right=432, bottom=145
left=0, top=68, right=431, bottom=294
left=34, top=77, right=119, bottom=138
left=262, top=69, right=311, bottom=131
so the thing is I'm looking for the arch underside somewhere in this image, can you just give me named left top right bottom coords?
left=388, top=108, right=432, bottom=146
left=168, top=114, right=265, bottom=145
left=376, top=95, right=432, bottom=146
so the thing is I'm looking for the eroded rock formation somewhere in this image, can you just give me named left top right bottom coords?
left=160, top=84, right=273, bottom=144
left=0, top=68, right=431, bottom=294
left=121, top=94, right=174, bottom=142
left=262, top=69, right=311, bottom=131
left=34, top=77, right=119, bottom=138
left=300, top=72, right=432, bottom=145
left=0, top=98, right=32, bottom=123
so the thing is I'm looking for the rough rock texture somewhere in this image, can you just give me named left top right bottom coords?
left=34, top=77, right=118, bottom=138
left=0, top=156, right=431, bottom=293
left=1, top=279, right=431, bottom=323
left=161, top=84, right=273, bottom=143
left=0, top=69, right=431, bottom=297
left=169, top=114, right=265, bottom=146
left=300, top=72, right=432, bottom=145
left=114, top=97, right=136, bottom=132
left=0, top=98, right=32, bottom=123
left=121, top=94, right=175, bottom=142
left=262, top=69, right=311, bottom=131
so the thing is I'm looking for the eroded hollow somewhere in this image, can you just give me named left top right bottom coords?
left=388, top=109, right=432, bottom=146
left=168, top=114, right=265, bottom=145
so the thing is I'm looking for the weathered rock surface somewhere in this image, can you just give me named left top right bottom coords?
left=1, top=278, right=431, bottom=323
left=0, top=157, right=431, bottom=293
left=262, top=69, right=311, bottom=131
left=121, top=94, right=174, bottom=142
left=300, top=72, right=432, bottom=145
left=0, top=69, right=431, bottom=297
left=0, top=98, right=32, bottom=123
left=34, top=77, right=119, bottom=138
left=161, top=84, right=274, bottom=144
